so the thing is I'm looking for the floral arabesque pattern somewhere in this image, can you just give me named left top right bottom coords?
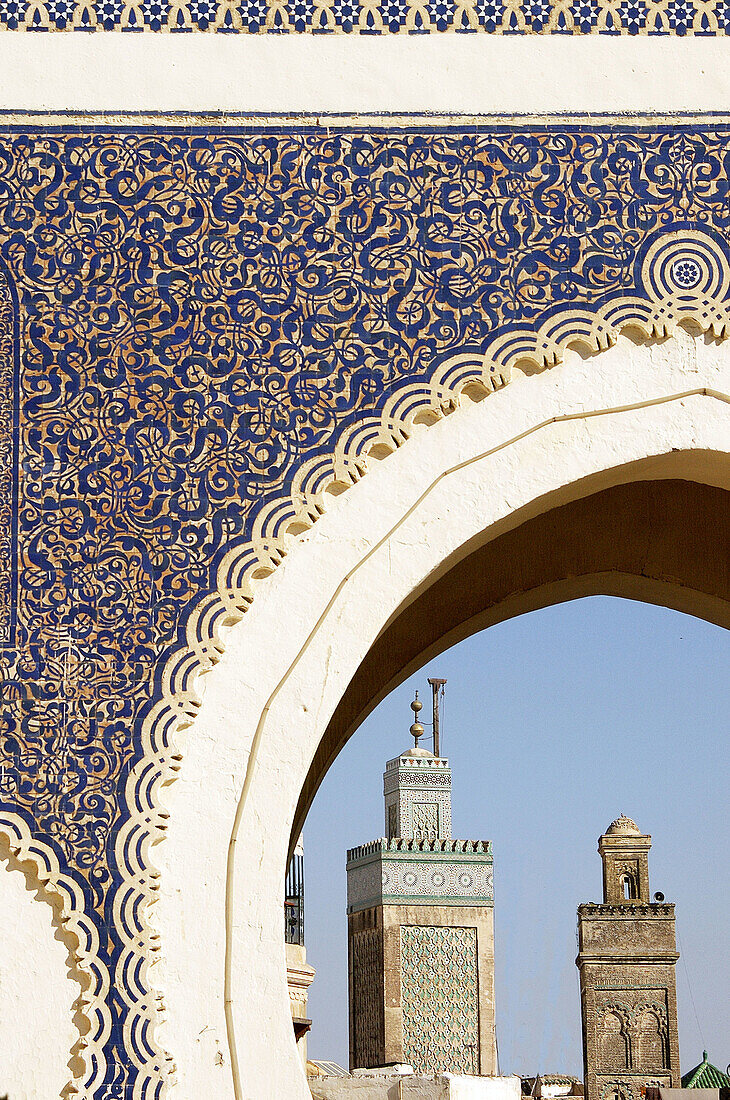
left=0, top=123, right=729, bottom=1092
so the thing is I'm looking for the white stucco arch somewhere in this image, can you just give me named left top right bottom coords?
left=155, top=325, right=730, bottom=1100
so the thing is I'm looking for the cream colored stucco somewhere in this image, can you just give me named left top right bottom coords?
left=0, top=847, right=79, bottom=1100
left=153, top=327, right=730, bottom=1100
left=0, top=43, right=727, bottom=113
left=449, top=1076, right=522, bottom=1100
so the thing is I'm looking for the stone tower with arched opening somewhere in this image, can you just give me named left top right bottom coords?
left=576, top=816, right=681, bottom=1100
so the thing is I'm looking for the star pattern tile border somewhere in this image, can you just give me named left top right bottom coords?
left=1, top=0, right=729, bottom=31
left=0, top=119, right=730, bottom=1094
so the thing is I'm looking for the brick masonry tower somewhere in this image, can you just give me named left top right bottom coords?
left=346, top=689, right=497, bottom=1076
left=576, top=815, right=681, bottom=1100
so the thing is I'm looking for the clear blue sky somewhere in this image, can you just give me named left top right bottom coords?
left=303, top=596, right=729, bottom=1077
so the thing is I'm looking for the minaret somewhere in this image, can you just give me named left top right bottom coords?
left=576, top=816, right=681, bottom=1100
left=383, top=692, right=453, bottom=842
left=346, top=688, right=496, bottom=1076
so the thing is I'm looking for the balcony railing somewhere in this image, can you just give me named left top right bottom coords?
left=284, top=851, right=304, bottom=946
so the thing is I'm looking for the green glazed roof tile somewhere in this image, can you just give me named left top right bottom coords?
left=682, top=1052, right=730, bottom=1089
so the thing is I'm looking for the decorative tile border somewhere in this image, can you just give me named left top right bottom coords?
left=3, top=0, right=730, bottom=31
left=347, top=842, right=495, bottom=912
left=0, top=269, right=17, bottom=647
left=0, top=118, right=729, bottom=1094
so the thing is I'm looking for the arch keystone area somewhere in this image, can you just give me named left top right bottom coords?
left=139, top=223, right=730, bottom=804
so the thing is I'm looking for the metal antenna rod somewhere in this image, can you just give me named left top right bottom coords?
left=427, top=677, right=447, bottom=757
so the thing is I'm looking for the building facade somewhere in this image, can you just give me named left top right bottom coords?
left=0, top=14, right=728, bottom=1089
left=346, top=694, right=496, bottom=1076
left=285, top=836, right=316, bottom=1064
left=576, top=816, right=681, bottom=1100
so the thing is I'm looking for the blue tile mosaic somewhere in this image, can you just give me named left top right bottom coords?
left=0, top=0, right=729, bottom=28
left=0, top=119, right=729, bottom=1093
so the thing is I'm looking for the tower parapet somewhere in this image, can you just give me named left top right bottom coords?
left=347, top=837, right=493, bottom=912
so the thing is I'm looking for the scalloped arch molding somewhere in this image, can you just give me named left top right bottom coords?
left=0, top=119, right=729, bottom=1097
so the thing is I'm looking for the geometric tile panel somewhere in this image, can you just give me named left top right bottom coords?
left=412, top=802, right=440, bottom=838
left=4, top=0, right=730, bottom=31
left=1, top=118, right=730, bottom=1094
left=347, top=840, right=494, bottom=911
left=401, top=924, right=480, bottom=1074
left=380, top=855, right=494, bottom=902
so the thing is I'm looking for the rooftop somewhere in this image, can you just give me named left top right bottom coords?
left=682, top=1052, right=730, bottom=1089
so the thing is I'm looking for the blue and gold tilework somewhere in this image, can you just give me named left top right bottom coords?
left=0, top=121, right=730, bottom=1093
left=2, top=0, right=730, bottom=30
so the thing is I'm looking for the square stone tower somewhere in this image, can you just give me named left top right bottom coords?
left=346, top=691, right=496, bottom=1076
left=576, top=816, right=681, bottom=1100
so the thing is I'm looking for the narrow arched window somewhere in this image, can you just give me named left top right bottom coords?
left=635, top=1009, right=666, bottom=1070
left=622, top=874, right=636, bottom=900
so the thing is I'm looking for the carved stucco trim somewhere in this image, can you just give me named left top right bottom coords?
left=111, top=226, right=730, bottom=1096
left=0, top=812, right=112, bottom=1100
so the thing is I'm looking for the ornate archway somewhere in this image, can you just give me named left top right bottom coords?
left=155, top=322, right=730, bottom=1099
left=0, top=118, right=729, bottom=1098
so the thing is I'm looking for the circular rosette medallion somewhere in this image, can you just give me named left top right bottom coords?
left=641, top=230, right=730, bottom=305
left=671, top=258, right=702, bottom=290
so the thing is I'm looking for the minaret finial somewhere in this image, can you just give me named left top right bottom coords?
left=409, top=691, right=424, bottom=748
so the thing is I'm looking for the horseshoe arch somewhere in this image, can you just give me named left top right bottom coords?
left=153, top=314, right=730, bottom=1100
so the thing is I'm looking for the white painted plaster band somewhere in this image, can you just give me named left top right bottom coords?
left=0, top=39, right=727, bottom=112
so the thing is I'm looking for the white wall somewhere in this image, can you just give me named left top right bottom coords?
left=0, top=852, right=79, bottom=1100
left=0, top=40, right=727, bottom=112
left=448, top=1075, right=522, bottom=1100
left=310, top=1073, right=521, bottom=1100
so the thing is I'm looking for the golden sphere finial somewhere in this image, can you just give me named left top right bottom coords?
left=410, top=691, right=424, bottom=747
